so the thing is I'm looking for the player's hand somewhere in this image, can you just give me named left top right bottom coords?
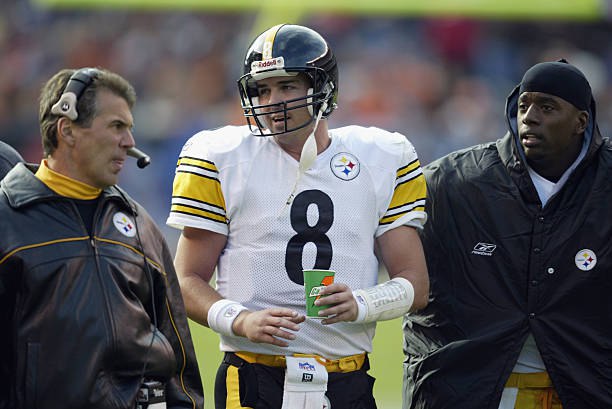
left=232, top=308, right=305, bottom=347
left=315, top=283, right=358, bottom=324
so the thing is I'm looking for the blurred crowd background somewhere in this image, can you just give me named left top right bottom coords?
left=3, top=1, right=612, bottom=246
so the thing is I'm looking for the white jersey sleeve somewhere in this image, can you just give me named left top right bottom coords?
left=166, top=125, right=252, bottom=235
left=335, top=125, right=427, bottom=235
left=375, top=129, right=427, bottom=233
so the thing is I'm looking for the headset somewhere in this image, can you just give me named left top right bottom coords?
left=51, top=67, right=151, bottom=168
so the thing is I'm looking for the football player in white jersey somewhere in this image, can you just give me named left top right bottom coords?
left=167, top=24, right=429, bottom=409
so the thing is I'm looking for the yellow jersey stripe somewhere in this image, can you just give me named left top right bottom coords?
left=172, top=171, right=225, bottom=211
left=380, top=203, right=426, bottom=225
left=397, top=158, right=421, bottom=178
left=389, top=172, right=426, bottom=210
left=170, top=204, right=227, bottom=224
left=178, top=156, right=217, bottom=172
left=172, top=195, right=225, bottom=211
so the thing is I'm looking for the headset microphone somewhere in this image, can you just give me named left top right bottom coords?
left=127, top=147, right=151, bottom=169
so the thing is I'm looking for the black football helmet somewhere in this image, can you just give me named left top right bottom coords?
left=237, top=24, right=339, bottom=136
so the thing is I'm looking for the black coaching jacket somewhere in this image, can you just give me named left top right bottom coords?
left=403, top=86, right=612, bottom=408
left=0, top=163, right=204, bottom=409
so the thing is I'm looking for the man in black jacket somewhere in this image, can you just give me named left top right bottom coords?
left=403, top=60, right=612, bottom=409
left=0, top=140, right=23, bottom=179
left=0, top=67, right=204, bottom=409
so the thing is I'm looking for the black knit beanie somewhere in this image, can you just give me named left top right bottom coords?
left=519, top=59, right=591, bottom=111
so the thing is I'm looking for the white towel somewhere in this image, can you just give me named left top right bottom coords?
left=281, top=356, right=329, bottom=409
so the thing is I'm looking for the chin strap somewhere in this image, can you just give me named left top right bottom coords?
left=279, top=101, right=328, bottom=216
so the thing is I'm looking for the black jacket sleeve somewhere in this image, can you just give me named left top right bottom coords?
left=144, top=211, right=204, bottom=409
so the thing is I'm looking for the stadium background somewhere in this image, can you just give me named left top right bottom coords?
left=3, top=1, right=612, bottom=407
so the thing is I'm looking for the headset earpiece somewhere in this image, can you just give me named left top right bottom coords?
left=51, top=68, right=100, bottom=120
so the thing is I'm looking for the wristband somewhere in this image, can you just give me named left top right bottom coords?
left=207, top=299, right=249, bottom=336
left=352, top=277, right=415, bottom=323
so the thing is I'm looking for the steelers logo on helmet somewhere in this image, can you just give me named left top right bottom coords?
left=237, top=24, right=339, bottom=137
left=331, top=152, right=360, bottom=181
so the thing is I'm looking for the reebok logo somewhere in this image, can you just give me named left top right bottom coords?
left=302, top=373, right=313, bottom=382
left=472, top=242, right=496, bottom=256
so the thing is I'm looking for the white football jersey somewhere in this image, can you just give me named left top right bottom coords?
left=167, top=124, right=426, bottom=359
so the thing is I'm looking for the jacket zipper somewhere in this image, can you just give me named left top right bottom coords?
left=70, top=199, right=117, bottom=351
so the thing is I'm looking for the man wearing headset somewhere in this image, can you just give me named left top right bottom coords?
left=167, top=24, right=429, bottom=409
left=0, top=68, right=204, bottom=409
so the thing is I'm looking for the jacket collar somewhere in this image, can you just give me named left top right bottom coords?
left=1, top=162, right=134, bottom=213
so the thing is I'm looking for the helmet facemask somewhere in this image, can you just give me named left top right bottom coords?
left=238, top=64, right=335, bottom=137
